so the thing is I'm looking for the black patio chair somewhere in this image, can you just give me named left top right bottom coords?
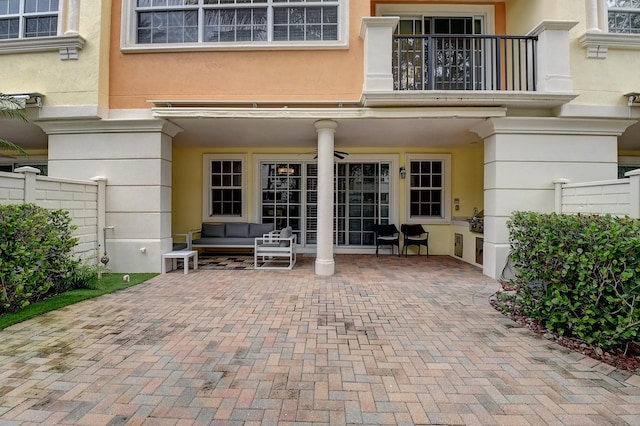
left=372, top=223, right=400, bottom=257
left=401, top=224, right=429, bottom=256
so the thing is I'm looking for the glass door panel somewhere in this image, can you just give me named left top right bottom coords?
left=335, top=162, right=391, bottom=247
left=260, top=162, right=302, bottom=243
left=301, top=161, right=392, bottom=247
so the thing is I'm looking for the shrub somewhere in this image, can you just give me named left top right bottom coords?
left=0, top=204, right=80, bottom=313
left=508, top=212, right=640, bottom=352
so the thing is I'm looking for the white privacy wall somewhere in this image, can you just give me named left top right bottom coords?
left=0, top=169, right=99, bottom=261
left=559, top=180, right=631, bottom=216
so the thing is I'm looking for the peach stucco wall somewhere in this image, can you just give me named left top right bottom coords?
left=110, top=1, right=507, bottom=109
left=109, top=1, right=369, bottom=109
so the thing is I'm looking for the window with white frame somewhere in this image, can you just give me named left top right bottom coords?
left=122, top=0, right=345, bottom=50
left=203, top=154, right=247, bottom=221
left=132, top=0, right=339, bottom=45
left=405, top=154, right=451, bottom=223
left=0, top=0, right=58, bottom=39
left=608, top=0, right=640, bottom=34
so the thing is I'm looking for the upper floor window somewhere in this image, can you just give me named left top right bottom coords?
left=0, top=0, right=58, bottom=39
left=133, top=0, right=339, bottom=45
left=608, top=0, right=640, bottom=34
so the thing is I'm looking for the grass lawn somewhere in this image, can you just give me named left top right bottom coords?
left=0, top=273, right=157, bottom=330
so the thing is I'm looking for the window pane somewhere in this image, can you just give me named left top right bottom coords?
left=409, top=160, right=444, bottom=219
left=136, top=1, right=339, bottom=44
left=0, top=17, right=17, bottom=38
left=608, top=0, right=640, bottom=33
left=209, top=159, right=243, bottom=217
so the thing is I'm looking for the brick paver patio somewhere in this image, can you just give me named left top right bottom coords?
left=0, top=255, right=639, bottom=425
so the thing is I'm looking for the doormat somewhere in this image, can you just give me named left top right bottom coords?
left=198, top=255, right=254, bottom=270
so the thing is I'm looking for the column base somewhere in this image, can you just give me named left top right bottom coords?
left=315, top=258, right=335, bottom=276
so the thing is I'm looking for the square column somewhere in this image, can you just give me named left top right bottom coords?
left=472, top=117, right=630, bottom=279
left=42, top=119, right=182, bottom=273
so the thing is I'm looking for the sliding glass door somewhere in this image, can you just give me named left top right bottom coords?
left=261, top=160, right=391, bottom=247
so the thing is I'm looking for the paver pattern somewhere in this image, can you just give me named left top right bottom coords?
left=0, top=255, right=639, bottom=425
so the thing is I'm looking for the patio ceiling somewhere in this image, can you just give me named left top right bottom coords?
left=167, top=116, right=487, bottom=149
left=2, top=109, right=640, bottom=153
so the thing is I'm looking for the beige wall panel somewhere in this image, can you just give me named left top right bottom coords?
left=48, top=132, right=168, bottom=161
left=483, top=241, right=510, bottom=280
left=106, top=239, right=170, bottom=273
left=46, top=159, right=170, bottom=186
left=484, top=188, right=555, bottom=217
left=3, top=1, right=108, bottom=109
left=105, top=212, right=171, bottom=239
left=506, top=0, right=558, bottom=34
left=571, top=47, right=640, bottom=107
left=482, top=215, right=511, bottom=247
left=485, top=161, right=618, bottom=190
left=106, top=186, right=170, bottom=213
left=488, top=135, right=619, bottom=163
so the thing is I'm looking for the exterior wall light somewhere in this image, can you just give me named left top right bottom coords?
left=399, top=166, right=406, bottom=179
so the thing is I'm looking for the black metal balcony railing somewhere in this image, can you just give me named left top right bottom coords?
left=393, top=34, right=538, bottom=92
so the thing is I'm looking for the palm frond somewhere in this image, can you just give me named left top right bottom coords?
left=0, top=93, right=28, bottom=122
left=0, top=93, right=29, bottom=157
left=0, top=138, right=28, bottom=157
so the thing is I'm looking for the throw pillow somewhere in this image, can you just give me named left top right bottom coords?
left=202, top=223, right=225, bottom=237
left=226, top=223, right=250, bottom=237
left=249, top=223, right=275, bottom=237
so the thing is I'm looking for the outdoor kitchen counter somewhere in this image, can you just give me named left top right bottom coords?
left=450, top=220, right=484, bottom=268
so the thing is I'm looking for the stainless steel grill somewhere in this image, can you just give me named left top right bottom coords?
left=469, top=218, right=484, bottom=234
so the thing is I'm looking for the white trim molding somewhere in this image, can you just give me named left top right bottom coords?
left=0, top=0, right=85, bottom=59
left=0, top=34, right=85, bottom=59
left=579, top=32, right=640, bottom=58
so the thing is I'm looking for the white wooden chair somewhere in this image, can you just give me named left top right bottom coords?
left=254, top=227, right=296, bottom=270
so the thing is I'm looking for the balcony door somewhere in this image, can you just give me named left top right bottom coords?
left=395, top=16, right=485, bottom=90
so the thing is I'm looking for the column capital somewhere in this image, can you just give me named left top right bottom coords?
left=314, top=120, right=338, bottom=131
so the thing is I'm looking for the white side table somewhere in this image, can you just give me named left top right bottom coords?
left=162, top=250, right=198, bottom=274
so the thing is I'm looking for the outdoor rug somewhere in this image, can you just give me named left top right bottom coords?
left=198, top=255, right=254, bottom=270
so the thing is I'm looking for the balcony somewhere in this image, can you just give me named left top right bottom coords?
left=360, top=18, right=579, bottom=108
left=393, top=35, right=537, bottom=92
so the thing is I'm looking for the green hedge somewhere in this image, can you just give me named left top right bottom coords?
left=0, top=204, right=81, bottom=313
left=508, top=212, right=640, bottom=352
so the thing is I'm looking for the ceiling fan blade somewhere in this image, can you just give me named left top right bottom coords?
left=311, top=150, right=349, bottom=160
left=0, top=153, right=17, bottom=159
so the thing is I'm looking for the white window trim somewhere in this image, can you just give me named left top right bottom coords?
left=121, top=0, right=349, bottom=53
left=376, top=3, right=495, bottom=35
left=404, top=153, right=452, bottom=225
left=0, top=0, right=84, bottom=59
left=202, top=153, right=248, bottom=223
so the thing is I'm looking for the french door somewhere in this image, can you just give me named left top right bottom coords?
left=395, top=16, right=485, bottom=90
left=260, top=161, right=391, bottom=247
